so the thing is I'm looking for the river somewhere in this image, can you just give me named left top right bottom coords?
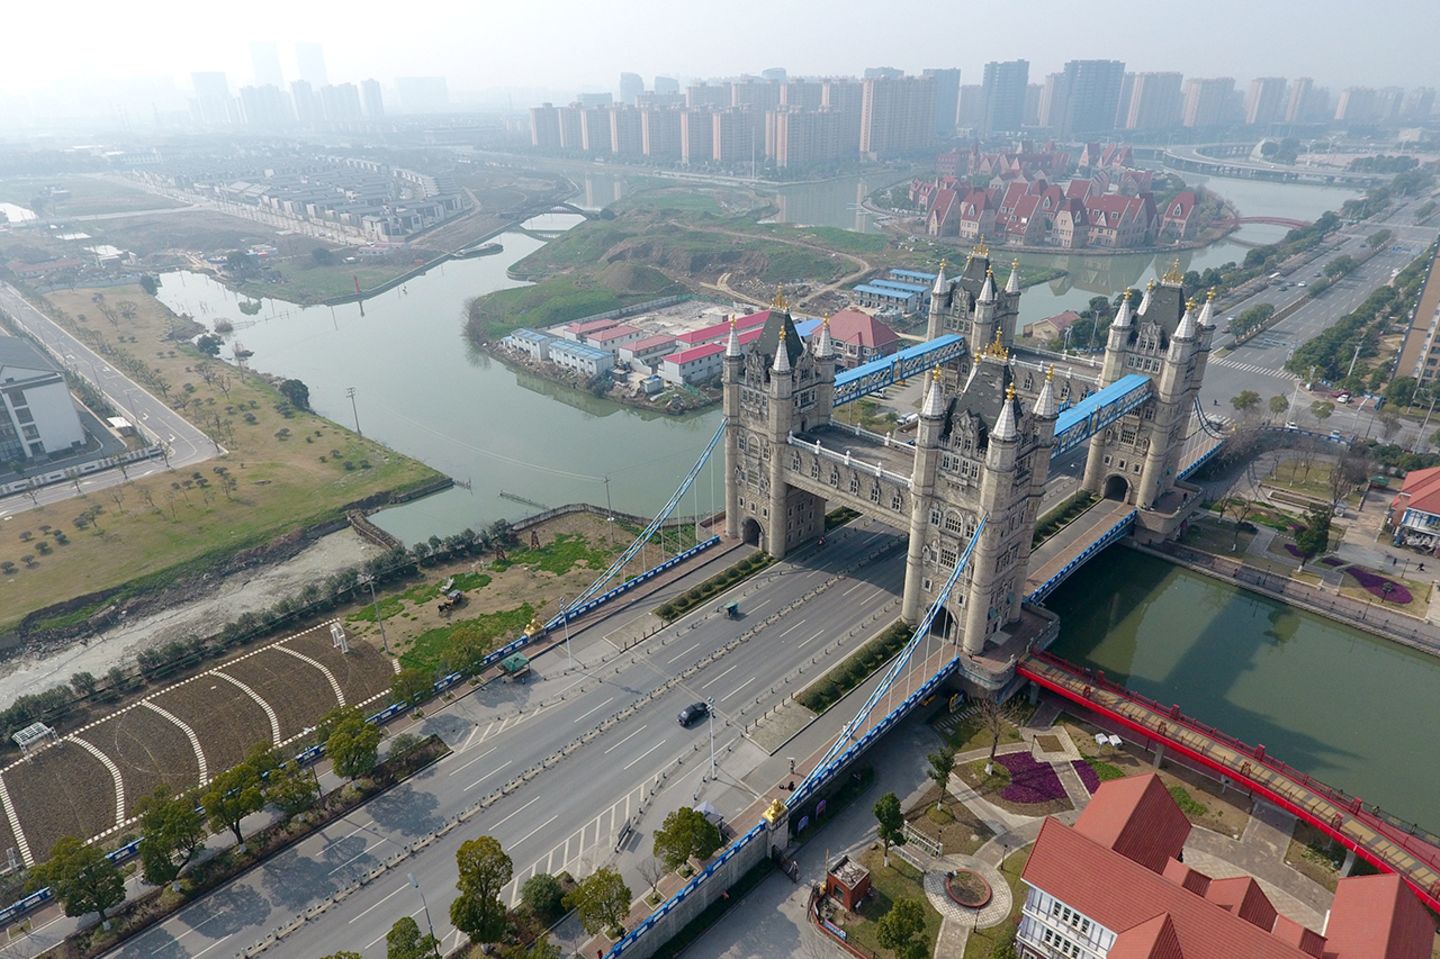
left=1044, top=546, right=1439, bottom=829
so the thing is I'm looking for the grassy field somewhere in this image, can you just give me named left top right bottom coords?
left=842, top=848, right=944, bottom=959
left=961, top=848, right=1029, bottom=959
left=0, top=286, right=441, bottom=633
left=466, top=266, right=683, bottom=340
left=233, top=260, right=419, bottom=304
left=0, top=176, right=185, bottom=216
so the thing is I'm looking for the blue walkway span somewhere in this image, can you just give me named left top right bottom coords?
left=1052, top=373, right=1152, bottom=456
left=833, top=334, right=967, bottom=407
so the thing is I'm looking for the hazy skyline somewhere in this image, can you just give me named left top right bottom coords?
left=2, top=0, right=1436, bottom=99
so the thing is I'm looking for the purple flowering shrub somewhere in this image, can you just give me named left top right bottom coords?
left=1073, top=760, right=1101, bottom=794
left=997, top=752, right=1067, bottom=804
left=1345, top=567, right=1412, bottom=603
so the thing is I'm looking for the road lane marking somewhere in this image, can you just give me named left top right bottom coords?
left=700, top=664, right=739, bottom=689
left=623, top=741, right=666, bottom=771
left=603, top=724, right=648, bottom=755
left=448, top=745, right=498, bottom=777
left=492, top=795, right=543, bottom=830
left=464, top=759, right=512, bottom=791
left=318, top=819, right=374, bottom=852
left=192, top=935, right=232, bottom=958
left=666, top=643, right=700, bottom=664
left=779, top=621, right=803, bottom=638
left=572, top=696, right=616, bottom=723
left=514, top=814, right=559, bottom=847
left=797, top=629, right=824, bottom=648
left=842, top=580, right=865, bottom=596
left=722, top=675, right=758, bottom=702
left=349, top=881, right=411, bottom=924
left=328, top=837, right=387, bottom=875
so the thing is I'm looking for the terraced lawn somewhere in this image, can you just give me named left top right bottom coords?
left=8, top=742, right=116, bottom=860
left=75, top=705, right=199, bottom=817
left=218, top=649, right=342, bottom=741
left=282, top=627, right=397, bottom=708
left=151, top=675, right=274, bottom=772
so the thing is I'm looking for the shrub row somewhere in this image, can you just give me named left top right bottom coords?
left=655, top=552, right=774, bottom=623
left=1032, top=492, right=1096, bottom=548
left=797, top=622, right=911, bottom=714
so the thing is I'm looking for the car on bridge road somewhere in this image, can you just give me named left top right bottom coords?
left=678, top=702, right=709, bottom=727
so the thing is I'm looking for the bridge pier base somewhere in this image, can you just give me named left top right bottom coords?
left=1151, top=741, right=1166, bottom=769
left=1341, top=848, right=1357, bottom=876
left=1027, top=682, right=1039, bottom=706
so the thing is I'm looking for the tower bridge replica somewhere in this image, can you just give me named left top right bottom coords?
left=722, top=245, right=1219, bottom=685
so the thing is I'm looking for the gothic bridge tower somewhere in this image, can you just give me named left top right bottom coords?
left=1081, top=261, right=1215, bottom=515
left=925, top=241, right=1023, bottom=350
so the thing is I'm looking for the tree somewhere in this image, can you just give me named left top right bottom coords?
left=639, top=857, right=665, bottom=902
left=652, top=807, right=722, bottom=871
left=136, top=785, right=205, bottom=887
left=443, top=625, right=492, bottom=675
left=926, top=750, right=955, bottom=808
left=202, top=761, right=264, bottom=845
left=1294, top=504, right=1333, bottom=566
left=1325, top=254, right=1357, bottom=279
left=1378, top=410, right=1402, bottom=442
left=139, top=274, right=160, bottom=296
left=312, top=247, right=337, bottom=266
left=391, top=667, right=434, bottom=708
left=279, top=378, right=311, bottom=410
left=1230, top=390, right=1262, bottom=417
left=385, top=915, right=439, bottom=959
left=196, top=333, right=223, bottom=356
left=264, top=760, right=320, bottom=818
left=225, top=250, right=259, bottom=277
left=29, top=836, right=125, bottom=924
left=1311, top=400, right=1335, bottom=423
left=70, top=671, right=98, bottom=698
left=975, top=696, right=1010, bottom=765
left=521, top=872, right=566, bottom=923
left=566, top=867, right=632, bottom=936
left=1268, top=395, right=1289, bottom=421
left=873, top=792, right=905, bottom=867
left=321, top=954, right=363, bottom=959
left=877, top=897, right=927, bottom=959
left=449, top=836, right=512, bottom=945
left=326, top=713, right=383, bottom=781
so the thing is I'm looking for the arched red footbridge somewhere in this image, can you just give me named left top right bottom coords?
left=1217, top=215, right=1311, bottom=230
left=1018, top=651, right=1440, bottom=911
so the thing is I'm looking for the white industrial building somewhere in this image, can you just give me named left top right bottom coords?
left=0, top=335, right=86, bottom=462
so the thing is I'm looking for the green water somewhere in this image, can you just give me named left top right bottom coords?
left=1045, top=547, right=1440, bottom=830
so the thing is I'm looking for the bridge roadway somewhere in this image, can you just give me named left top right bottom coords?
left=1019, top=653, right=1440, bottom=912
left=87, top=519, right=910, bottom=959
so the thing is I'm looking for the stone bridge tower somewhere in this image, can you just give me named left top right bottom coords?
left=1081, top=262, right=1215, bottom=514
left=926, top=243, right=1023, bottom=349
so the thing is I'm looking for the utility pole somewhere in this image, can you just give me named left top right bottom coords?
left=407, top=873, right=440, bottom=958
left=345, top=386, right=362, bottom=436
left=1346, top=343, right=1362, bottom=380
left=362, top=575, right=389, bottom=653
left=1417, top=392, right=1438, bottom=452
left=707, top=697, right=716, bottom=781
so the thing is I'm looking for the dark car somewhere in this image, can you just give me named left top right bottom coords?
left=678, top=702, right=709, bottom=727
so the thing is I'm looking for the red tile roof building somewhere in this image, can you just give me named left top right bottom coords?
left=1388, top=465, right=1440, bottom=553
left=825, top=308, right=900, bottom=368
left=1018, top=774, right=1434, bottom=959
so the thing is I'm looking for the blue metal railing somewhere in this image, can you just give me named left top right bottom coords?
left=833, top=334, right=967, bottom=407
left=1051, top=373, right=1152, bottom=457
left=1025, top=509, right=1137, bottom=604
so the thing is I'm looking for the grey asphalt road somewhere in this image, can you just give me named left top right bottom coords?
left=0, top=282, right=218, bottom=516
left=78, top=518, right=915, bottom=958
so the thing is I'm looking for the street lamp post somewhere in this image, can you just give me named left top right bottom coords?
left=707, top=698, right=716, bottom=782
left=362, top=575, right=390, bottom=653
left=407, top=872, right=440, bottom=958
left=561, top=598, right=574, bottom=669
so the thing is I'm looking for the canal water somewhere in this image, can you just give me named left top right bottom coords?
left=153, top=221, right=724, bottom=545
left=1044, top=546, right=1440, bottom=830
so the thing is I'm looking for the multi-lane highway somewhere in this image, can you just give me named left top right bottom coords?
left=0, top=282, right=216, bottom=516
left=35, top=518, right=915, bottom=958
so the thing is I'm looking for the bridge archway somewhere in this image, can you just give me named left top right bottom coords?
left=930, top=606, right=956, bottom=641
left=1103, top=475, right=1130, bottom=502
left=741, top=517, right=763, bottom=548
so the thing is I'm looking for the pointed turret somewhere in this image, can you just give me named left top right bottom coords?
left=1112, top=289, right=1133, bottom=328
left=725, top=317, right=741, bottom=357
left=1032, top=366, right=1058, bottom=419
left=813, top=313, right=832, bottom=358
left=772, top=325, right=791, bottom=373
left=1197, top=288, right=1217, bottom=329
left=992, top=382, right=1019, bottom=443
left=1005, top=259, right=1021, bottom=295
left=931, top=259, right=948, bottom=296
left=921, top=366, right=946, bottom=419
left=979, top=267, right=996, bottom=303
left=1175, top=299, right=1198, bottom=341
left=1139, top=279, right=1155, bottom=316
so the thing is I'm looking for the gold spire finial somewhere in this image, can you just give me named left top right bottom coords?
left=1186, top=298, right=1197, bottom=312
left=822, top=312, right=830, bottom=326
left=982, top=327, right=1009, bottom=361
left=772, top=286, right=788, bottom=310
left=1005, top=381, right=1017, bottom=401
left=973, top=237, right=989, bottom=258
left=1011, top=258, right=1020, bottom=270
left=1162, top=258, right=1184, bottom=284
left=1146, top=279, right=1156, bottom=290
left=931, top=364, right=941, bottom=382
left=938, top=257, right=948, bottom=272
left=986, top=266, right=995, bottom=277
left=1122, top=288, right=1133, bottom=300
left=1207, top=288, right=1216, bottom=301
left=1045, top=365, right=1055, bottom=382
left=778, top=324, right=787, bottom=341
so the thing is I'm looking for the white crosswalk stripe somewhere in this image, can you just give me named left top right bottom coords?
left=1211, top=357, right=1299, bottom=380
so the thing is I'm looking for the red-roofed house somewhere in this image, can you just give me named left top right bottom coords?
left=1017, top=774, right=1433, bottom=959
left=674, top=309, right=771, bottom=347
left=562, top=318, right=618, bottom=341
left=586, top=324, right=645, bottom=348
left=1085, top=194, right=1155, bottom=248
left=1160, top=191, right=1200, bottom=242
left=1023, top=310, right=1082, bottom=343
left=618, top=333, right=679, bottom=369
left=826, top=308, right=900, bottom=368
left=1388, top=465, right=1440, bottom=553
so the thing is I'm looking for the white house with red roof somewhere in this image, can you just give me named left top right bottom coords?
left=1019, top=774, right=1434, bottom=959
left=1388, top=465, right=1440, bottom=553
left=1159, top=190, right=1201, bottom=242
left=824, top=308, right=900, bottom=368
left=659, top=341, right=728, bottom=386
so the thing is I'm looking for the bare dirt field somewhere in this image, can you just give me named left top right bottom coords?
left=151, top=675, right=272, bottom=772
left=74, top=705, right=199, bottom=818
left=5, top=742, right=115, bottom=860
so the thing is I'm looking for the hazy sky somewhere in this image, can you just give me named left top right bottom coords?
left=2, top=0, right=1436, bottom=97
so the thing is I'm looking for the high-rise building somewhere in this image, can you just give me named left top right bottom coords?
left=712, top=107, right=756, bottom=164
left=1284, top=77, right=1313, bottom=123
left=680, top=109, right=713, bottom=165
left=320, top=83, right=363, bottom=123
left=239, top=84, right=290, bottom=127
left=1115, top=73, right=1136, bottom=128
left=558, top=105, right=583, bottom=150
left=859, top=74, right=936, bottom=160
left=761, top=67, right=787, bottom=83
left=922, top=68, right=961, bottom=136
left=1038, top=73, right=1063, bottom=128
left=530, top=103, right=562, bottom=149
left=249, top=42, right=284, bottom=87
left=1052, top=60, right=1125, bottom=135
left=1245, top=77, right=1287, bottom=126
left=654, top=76, right=679, bottom=96
left=641, top=108, right=683, bottom=159
left=290, top=80, right=319, bottom=127
left=823, top=78, right=864, bottom=154
left=1023, top=84, right=1041, bottom=126
left=780, top=79, right=825, bottom=111
left=362, top=79, right=384, bottom=118
left=687, top=83, right=730, bottom=109
left=864, top=67, right=903, bottom=80
left=981, top=60, right=1029, bottom=134
left=619, top=72, right=644, bottom=106
left=191, top=71, right=234, bottom=126
left=768, top=107, right=846, bottom=168
left=295, top=43, right=328, bottom=88
left=956, top=85, right=985, bottom=128
left=1337, top=87, right=1380, bottom=123
left=610, top=105, right=644, bottom=156
left=1124, top=72, right=1183, bottom=130
left=1377, top=87, right=1406, bottom=122
left=395, top=77, right=449, bottom=113
left=1404, top=87, right=1437, bottom=122
left=1183, top=77, right=1235, bottom=127
left=731, top=78, right=781, bottom=112
left=580, top=107, right=612, bottom=152
left=577, top=92, right=613, bottom=109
